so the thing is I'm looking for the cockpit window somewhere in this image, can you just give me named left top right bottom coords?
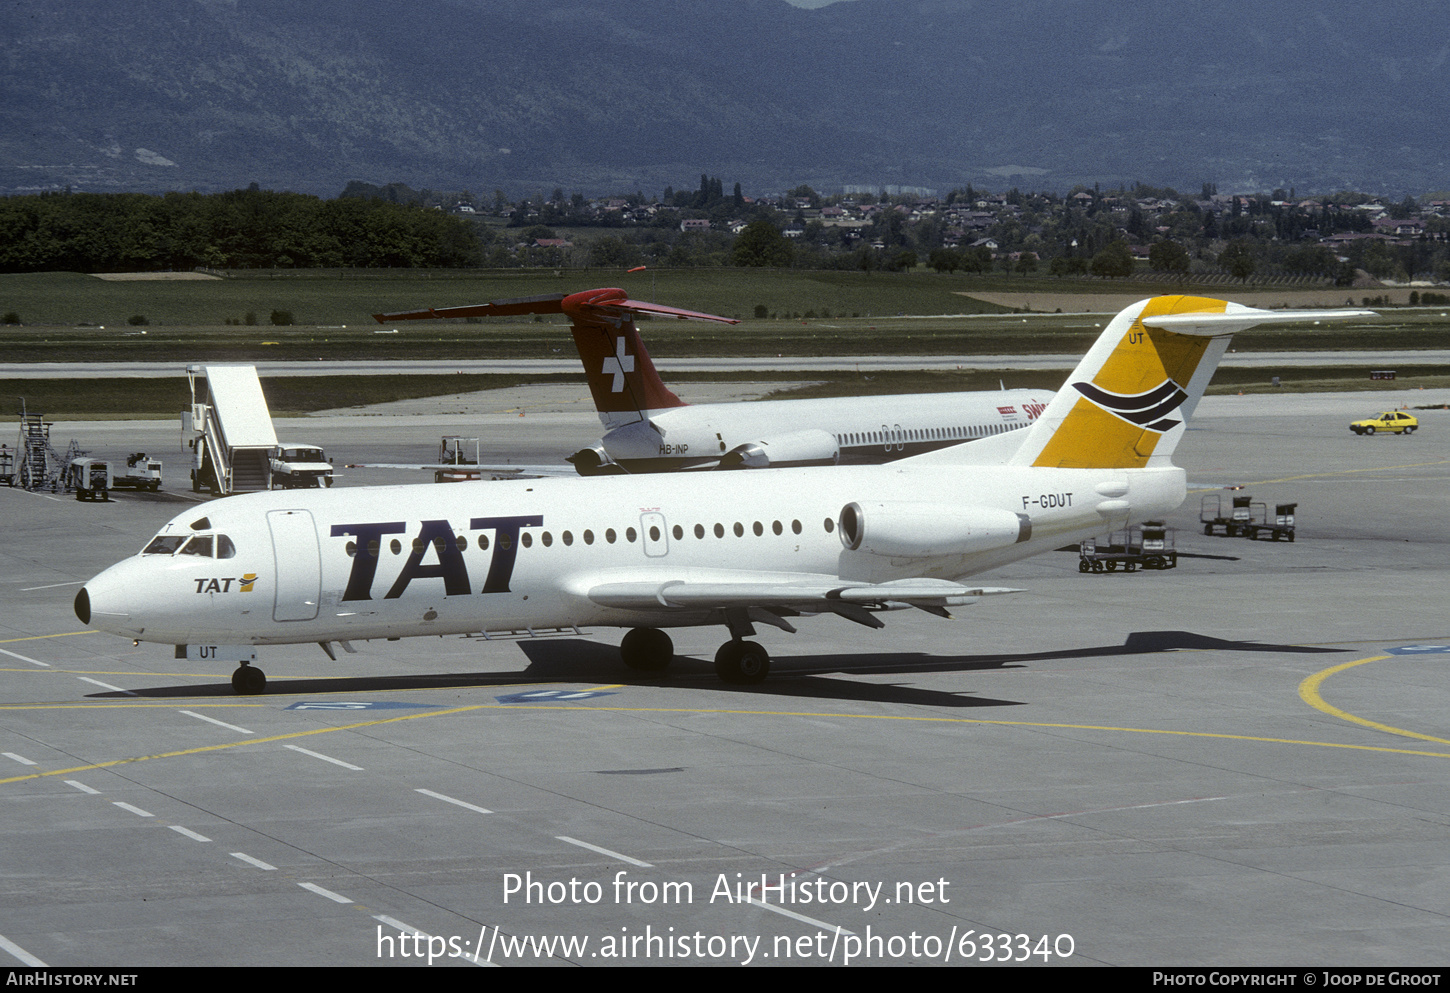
left=179, top=535, right=214, bottom=557
left=142, top=535, right=187, bottom=555
left=217, top=535, right=236, bottom=559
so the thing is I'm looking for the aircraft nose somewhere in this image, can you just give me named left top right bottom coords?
left=76, top=565, right=141, bottom=637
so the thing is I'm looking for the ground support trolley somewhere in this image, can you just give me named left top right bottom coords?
left=1200, top=494, right=1253, bottom=537
left=1240, top=502, right=1297, bottom=542
left=1079, top=521, right=1178, bottom=573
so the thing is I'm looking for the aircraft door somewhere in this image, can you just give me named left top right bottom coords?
left=268, top=509, right=321, bottom=622
left=640, top=512, right=669, bottom=558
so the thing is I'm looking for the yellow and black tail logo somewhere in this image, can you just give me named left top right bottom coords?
left=1029, top=295, right=1228, bottom=469
left=1072, top=379, right=1189, bottom=433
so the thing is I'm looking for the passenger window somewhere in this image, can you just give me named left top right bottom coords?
left=605, top=529, right=617, bottom=544
left=823, top=518, right=834, bottom=533
left=562, top=531, right=574, bottom=546
left=733, top=522, right=744, bottom=537
left=694, top=524, right=705, bottom=539
left=584, top=530, right=595, bottom=545
left=650, top=526, right=661, bottom=541
left=772, top=521, right=782, bottom=535
left=520, top=532, right=532, bottom=548
left=752, top=521, right=763, bottom=536
left=390, top=539, right=402, bottom=555
left=626, top=527, right=637, bottom=543
left=477, top=534, right=490, bottom=551
left=713, top=523, right=724, bottom=538
left=671, top=525, right=682, bottom=540
left=541, top=531, right=553, bottom=547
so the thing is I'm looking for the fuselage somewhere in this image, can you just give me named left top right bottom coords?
left=77, top=458, right=1184, bottom=647
left=598, top=388, right=1053, bottom=470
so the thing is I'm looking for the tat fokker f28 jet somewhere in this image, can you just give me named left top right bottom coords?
left=373, top=287, right=1053, bottom=473
left=75, top=296, right=1370, bottom=693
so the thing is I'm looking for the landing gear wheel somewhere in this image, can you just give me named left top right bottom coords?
left=231, top=664, right=266, bottom=695
left=714, top=640, right=770, bottom=684
left=620, top=627, right=673, bottom=672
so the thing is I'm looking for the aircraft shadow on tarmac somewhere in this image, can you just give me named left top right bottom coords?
left=83, top=630, right=1345, bottom=709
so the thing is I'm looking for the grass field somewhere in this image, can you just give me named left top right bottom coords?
left=1, top=269, right=1445, bottom=363
left=2, top=268, right=1445, bottom=414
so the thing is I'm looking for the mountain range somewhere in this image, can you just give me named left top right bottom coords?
left=2, top=0, right=1446, bottom=198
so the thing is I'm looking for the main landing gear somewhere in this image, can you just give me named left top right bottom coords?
left=713, top=640, right=770, bottom=684
left=231, top=662, right=266, bottom=695
left=618, top=627, right=772, bottom=685
left=620, top=627, right=674, bottom=672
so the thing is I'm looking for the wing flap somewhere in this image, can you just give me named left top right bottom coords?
left=587, top=577, right=1022, bottom=611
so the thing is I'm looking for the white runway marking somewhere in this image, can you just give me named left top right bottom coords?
left=0, top=648, right=49, bottom=666
left=2, top=752, right=36, bottom=766
left=230, top=852, right=277, bottom=870
left=78, top=676, right=133, bottom=694
left=180, top=710, right=254, bottom=734
left=284, top=744, right=363, bottom=770
left=555, top=836, right=653, bottom=867
left=113, top=801, right=153, bottom=818
left=0, top=932, right=46, bottom=967
left=168, top=825, right=212, bottom=842
left=416, top=788, right=492, bottom=814
left=299, top=881, right=353, bottom=904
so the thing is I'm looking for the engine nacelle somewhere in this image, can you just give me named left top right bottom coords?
left=718, top=429, right=840, bottom=469
left=838, top=501, right=1031, bottom=558
left=567, top=445, right=625, bottom=476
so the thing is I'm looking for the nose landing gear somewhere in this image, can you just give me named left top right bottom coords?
left=231, top=663, right=266, bottom=695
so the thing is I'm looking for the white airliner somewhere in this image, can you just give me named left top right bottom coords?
left=75, top=296, right=1370, bottom=693
left=373, top=287, right=1053, bottom=473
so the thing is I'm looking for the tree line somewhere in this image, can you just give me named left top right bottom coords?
left=0, top=187, right=483, bottom=273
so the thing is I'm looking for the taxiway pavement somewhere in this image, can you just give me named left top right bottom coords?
left=1, top=388, right=1448, bottom=967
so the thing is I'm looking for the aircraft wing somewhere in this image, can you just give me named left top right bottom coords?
left=587, top=575, right=1021, bottom=626
left=373, top=287, right=738, bottom=325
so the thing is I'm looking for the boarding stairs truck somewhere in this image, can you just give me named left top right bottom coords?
left=185, top=365, right=278, bottom=495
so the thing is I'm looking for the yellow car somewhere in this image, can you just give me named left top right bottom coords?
left=1350, top=411, right=1418, bottom=435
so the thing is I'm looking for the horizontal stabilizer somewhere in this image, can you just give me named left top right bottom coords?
left=1141, top=306, right=1374, bottom=336
left=373, top=287, right=738, bottom=326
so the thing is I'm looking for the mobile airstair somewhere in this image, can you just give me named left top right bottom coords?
left=9, top=400, right=84, bottom=492
left=185, top=366, right=278, bottom=495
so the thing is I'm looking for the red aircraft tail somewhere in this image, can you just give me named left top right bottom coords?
left=373, top=287, right=737, bottom=427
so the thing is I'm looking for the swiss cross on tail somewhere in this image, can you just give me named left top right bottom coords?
left=372, top=286, right=736, bottom=427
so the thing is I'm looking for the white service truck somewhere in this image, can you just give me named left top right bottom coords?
left=270, top=444, right=334, bottom=489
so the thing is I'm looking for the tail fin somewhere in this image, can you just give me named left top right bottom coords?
left=1007, top=295, right=1373, bottom=469
left=374, top=287, right=737, bottom=431
left=561, top=289, right=688, bottom=429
